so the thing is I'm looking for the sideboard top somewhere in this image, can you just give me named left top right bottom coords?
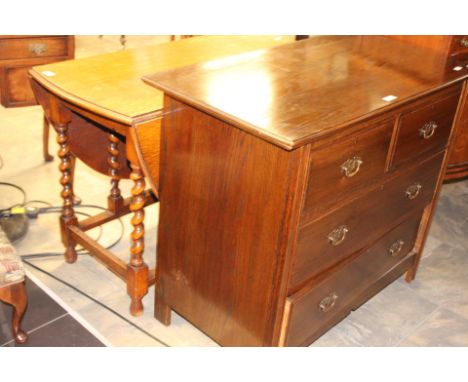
left=143, top=36, right=468, bottom=150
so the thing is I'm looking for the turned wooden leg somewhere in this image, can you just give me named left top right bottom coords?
left=127, top=162, right=148, bottom=316
left=56, top=122, right=78, bottom=263
left=43, top=114, right=54, bottom=162
left=107, top=133, right=124, bottom=212
left=70, top=154, right=81, bottom=206
left=0, top=282, right=28, bottom=344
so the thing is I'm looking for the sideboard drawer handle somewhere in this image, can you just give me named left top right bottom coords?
left=389, top=239, right=405, bottom=257
left=460, top=37, right=468, bottom=48
left=29, top=43, right=48, bottom=56
left=340, top=156, right=363, bottom=178
left=327, top=225, right=349, bottom=246
left=406, top=183, right=422, bottom=200
left=419, top=121, right=438, bottom=139
left=319, top=293, right=338, bottom=312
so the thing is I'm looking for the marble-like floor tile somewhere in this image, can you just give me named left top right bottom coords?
left=428, top=182, right=468, bottom=252
left=404, top=243, right=468, bottom=309
left=3, top=314, right=104, bottom=347
left=24, top=260, right=218, bottom=346
left=96, top=290, right=218, bottom=347
left=399, top=308, right=468, bottom=346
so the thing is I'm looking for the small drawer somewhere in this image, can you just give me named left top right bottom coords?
left=450, top=36, right=468, bottom=57
left=291, top=152, right=443, bottom=290
left=284, top=216, right=421, bottom=346
left=0, top=37, right=69, bottom=60
left=301, top=119, right=394, bottom=223
left=391, top=89, right=460, bottom=168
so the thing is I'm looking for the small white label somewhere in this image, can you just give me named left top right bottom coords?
left=453, top=66, right=463, bottom=71
left=42, top=70, right=56, bottom=77
left=382, top=95, right=398, bottom=102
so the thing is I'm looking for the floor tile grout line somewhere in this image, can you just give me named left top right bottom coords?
left=1, top=312, right=69, bottom=347
left=24, top=266, right=114, bottom=347
left=437, top=302, right=468, bottom=325
left=394, top=305, right=443, bottom=347
left=396, top=278, right=445, bottom=307
left=24, top=263, right=169, bottom=347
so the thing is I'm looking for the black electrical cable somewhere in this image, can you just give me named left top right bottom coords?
left=0, top=181, right=27, bottom=212
left=23, top=258, right=169, bottom=347
left=23, top=200, right=54, bottom=208
left=22, top=208, right=125, bottom=259
left=0, top=177, right=155, bottom=343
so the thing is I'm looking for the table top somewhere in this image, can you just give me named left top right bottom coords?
left=29, top=35, right=294, bottom=125
left=143, top=36, right=468, bottom=150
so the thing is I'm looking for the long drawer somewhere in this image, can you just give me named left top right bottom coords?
left=290, top=152, right=443, bottom=290
left=284, top=215, right=422, bottom=347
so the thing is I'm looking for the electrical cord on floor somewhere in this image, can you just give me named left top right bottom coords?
left=23, top=258, right=169, bottom=347
left=0, top=176, right=166, bottom=345
left=0, top=181, right=27, bottom=213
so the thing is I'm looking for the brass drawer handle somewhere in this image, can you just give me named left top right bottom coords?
left=389, top=239, right=405, bottom=257
left=406, top=183, right=422, bottom=200
left=29, top=43, right=48, bottom=56
left=340, top=156, right=363, bottom=178
left=328, top=225, right=349, bottom=246
left=460, top=37, right=468, bottom=48
left=319, top=293, right=338, bottom=312
left=419, top=121, right=438, bottom=139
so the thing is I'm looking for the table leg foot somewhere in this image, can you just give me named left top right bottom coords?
left=64, top=245, right=78, bottom=264
left=127, top=264, right=148, bottom=317
left=130, top=299, right=144, bottom=317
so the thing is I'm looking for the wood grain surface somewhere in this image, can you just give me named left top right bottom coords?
left=29, top=35, right=294, bottom=124
left=144, top=36, right=468, bottom=150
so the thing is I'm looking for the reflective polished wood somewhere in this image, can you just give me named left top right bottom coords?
left=144, top=36, right=468, bottom=150
left=144, top=36, right=468, bottom=346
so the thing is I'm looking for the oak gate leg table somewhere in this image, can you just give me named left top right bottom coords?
left=28, top=36, right=294, bottom=315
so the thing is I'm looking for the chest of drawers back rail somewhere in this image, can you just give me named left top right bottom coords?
left=143, top=36, right=468, bottom=346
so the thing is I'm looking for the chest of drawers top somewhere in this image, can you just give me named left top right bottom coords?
left=143, top=35, right=468, bottom=150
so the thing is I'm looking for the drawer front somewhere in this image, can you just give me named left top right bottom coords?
left=291, top=152, right=443, bottom=290
left=450, top=36, right=468, bottom=56
left=0, top=36, right=69, bottom=60
left=391, top=90, right=460, bottom=168
left=302, top=120, right=394, bottom=223
left=0, top=66, right=36, bottom=106
left=285, top=216, right=422, bottom=346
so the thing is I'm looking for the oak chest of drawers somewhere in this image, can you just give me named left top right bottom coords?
left=143, top=36, right=468, bottom=346
left=0, top=35, right=74, bottom=107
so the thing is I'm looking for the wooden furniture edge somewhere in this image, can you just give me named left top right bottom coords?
left=29, top=68, right=159, bottom=125
left=143, top=73, right=468, bottom=151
